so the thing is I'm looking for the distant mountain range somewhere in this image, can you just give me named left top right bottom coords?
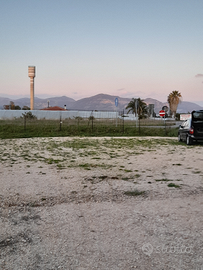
left=0, top=93, right=202, bottom=114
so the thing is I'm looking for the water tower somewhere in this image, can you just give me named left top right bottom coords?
left=28, top=66, right=36, bottom=110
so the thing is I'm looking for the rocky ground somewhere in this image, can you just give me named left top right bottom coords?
left=0, top=137, right=203, bottom=270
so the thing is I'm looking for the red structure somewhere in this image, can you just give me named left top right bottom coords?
left=40, top=106, right=67, bottom=111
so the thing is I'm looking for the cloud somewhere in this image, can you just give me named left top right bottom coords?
left=195, top=74, right=203, bottom=78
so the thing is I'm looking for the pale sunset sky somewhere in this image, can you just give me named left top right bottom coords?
left=1, top=0, right=203, bottom=103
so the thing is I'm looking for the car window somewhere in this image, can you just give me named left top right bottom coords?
left=192, top=111, right=203, bottom=121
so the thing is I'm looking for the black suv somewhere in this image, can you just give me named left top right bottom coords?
left=178, top=110, right=203, bottom=145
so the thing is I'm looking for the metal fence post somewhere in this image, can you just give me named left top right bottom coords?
left=59, top=113, right=62, bottom=131
left=24, top=114, right=26, bottom=131
left=123, top=109, right=124, bottom=134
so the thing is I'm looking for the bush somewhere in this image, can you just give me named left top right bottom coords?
left=22, top=112, right=37, bottom=119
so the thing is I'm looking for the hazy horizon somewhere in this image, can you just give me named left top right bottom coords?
left=1, top=92, right=203, bottom=107
left=1, top=1, right=203, bottom=103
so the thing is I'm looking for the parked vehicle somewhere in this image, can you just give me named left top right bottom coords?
left=178, top=110, right=203, bottom=145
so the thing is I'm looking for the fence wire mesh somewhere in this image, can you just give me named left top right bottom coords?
left=0, top=110, right=177, bottom=138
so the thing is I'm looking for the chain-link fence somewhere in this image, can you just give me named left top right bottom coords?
left=0, top=110, right=177, bottom=138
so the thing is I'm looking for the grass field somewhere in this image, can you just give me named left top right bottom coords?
left=0, top=118, right=178, bottom=139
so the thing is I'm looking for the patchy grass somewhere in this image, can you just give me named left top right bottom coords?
left=124, top=190, right=146, bottom=196
left=57, top=164, right=65, bottom=169
left=192, top=170, right=201, bottom=174
left=98, top=175, right=108, bottom=180
left=79, top=163, right=91, bottom=170
left=122, top=177, right=131, bottom=181
left=39, top=171, right=46, bottom=175
left=78, top=163, right=112, bottom=170
left=167, top=183, right=181, bottom=188
left=155, top=178, right=172, bottom=182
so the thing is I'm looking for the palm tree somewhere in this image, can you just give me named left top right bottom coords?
left=167, top=91, right=182, bottom=117
left=126, top=98, right=148, bottom=119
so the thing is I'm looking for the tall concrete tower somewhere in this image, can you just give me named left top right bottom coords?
left=28, top=66, right=36, bottom=110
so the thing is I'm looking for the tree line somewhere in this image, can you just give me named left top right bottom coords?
left=126, top=90, right=182, bottom=119
left=3, top=101, right=30, bottom=110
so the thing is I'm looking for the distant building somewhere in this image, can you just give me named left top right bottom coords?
left=40, top=106, right=67, bottom=111
left=180, top=114, right=191, bottom=121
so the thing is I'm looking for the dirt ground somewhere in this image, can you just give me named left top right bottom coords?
left=0, top=137, right=203, bottom=270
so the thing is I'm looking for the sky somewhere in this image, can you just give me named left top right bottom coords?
left=1, top=0, right=203, bottom=103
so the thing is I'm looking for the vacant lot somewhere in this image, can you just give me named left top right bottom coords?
left=0, top=137, right=203, bottom=270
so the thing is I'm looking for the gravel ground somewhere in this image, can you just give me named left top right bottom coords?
left=0, top=137, right=203, bottom=270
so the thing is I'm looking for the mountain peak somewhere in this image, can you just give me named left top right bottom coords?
left=0, top=94, right=202, bottom=113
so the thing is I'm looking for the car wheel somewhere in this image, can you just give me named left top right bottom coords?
left=178, top=134, right=182, bottom=142
left=186, top=136, right=192, bottom=145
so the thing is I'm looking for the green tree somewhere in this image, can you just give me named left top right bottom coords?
left=3, top=101, right=16, bottom=110
left=126, top=98, right=148, bottom=119
left=3, top=104, right=9, bottom=110
left=167, top=91, right=182, bottom=117
left=22, top=111, right=37, bottom=119
left=22, top=106, right=30, bottom=110
left=10, top=101, right=15, bottom=110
